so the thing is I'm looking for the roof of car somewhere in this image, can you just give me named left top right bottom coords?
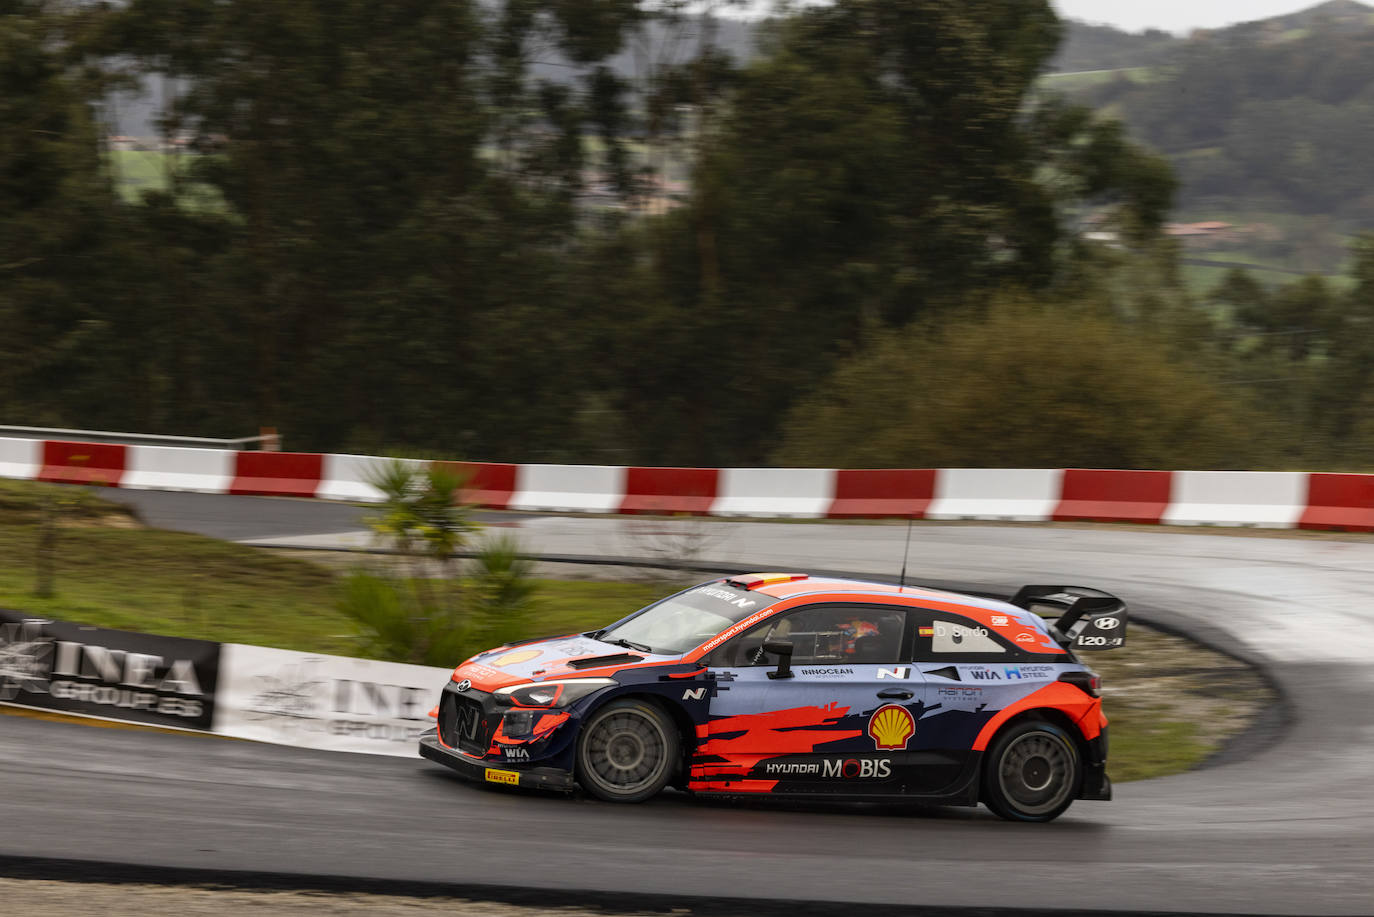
left=712, top=574, right=1061, bottom=654
left=739, top=574, right=1029, bottom=618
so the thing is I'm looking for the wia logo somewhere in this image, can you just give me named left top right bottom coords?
left=968, top=669, right=1002, bottom=681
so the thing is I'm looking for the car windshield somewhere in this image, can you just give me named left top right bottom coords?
left=597, top=584, right=780, bottom=656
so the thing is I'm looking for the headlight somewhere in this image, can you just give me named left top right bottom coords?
left=493, top=678, right=615, bottom=708
left=502, top=710, right=538, bottom=735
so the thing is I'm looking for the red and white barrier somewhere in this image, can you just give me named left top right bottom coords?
left=620, top=467, right=719, bottom=515
left=1301, top=474, right=1374, bottom=532
left=713, top=467, right=835, bottom=518
left=449, top=461, right=519, bottom=510
left=510, top=463, right=626, bottom=513
left=317, top=454, right=396, bottom=503
left=124, top=445, right=234, bottom=493
left=39, top=440, right=127, bottom=487
left=0, top=437, right=40, bottom=481
left=1053, top=469, right=1172, bottom=525
left=1162, top=471, right=1307, bottom=528
left=6, top=435, right=1374, bottom=531
left=828, top=469, right=936, bottom=518
left=927, top=468, right=1062, bottom=521
left=230, top=451, right=324, bottom=498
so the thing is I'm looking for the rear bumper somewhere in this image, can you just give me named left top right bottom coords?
left=418, top=732, right=577, bottom=792
left=1079, top=728, right=1112, bottom=801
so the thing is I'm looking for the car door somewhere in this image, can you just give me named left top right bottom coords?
left=906, top=607, right=1049, bottom=790
left=695, top=602, right=920, bottom=795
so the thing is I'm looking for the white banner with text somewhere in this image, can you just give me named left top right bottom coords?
left=213, top=643, right=452, bottom=756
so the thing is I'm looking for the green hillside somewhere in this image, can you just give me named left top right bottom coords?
left=1048, top=1, right=1374, bottom=282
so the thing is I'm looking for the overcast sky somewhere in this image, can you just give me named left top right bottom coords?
left=1051, top=0, right=1345, bottom=34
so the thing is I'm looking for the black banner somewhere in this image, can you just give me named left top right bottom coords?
left=0, top=611, right=220, bottom=731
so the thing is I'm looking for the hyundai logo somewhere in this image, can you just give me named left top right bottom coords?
left=455, top=679, right=472, bottom=692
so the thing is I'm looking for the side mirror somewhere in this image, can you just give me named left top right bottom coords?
left=764, top=641, right=794, bottom=680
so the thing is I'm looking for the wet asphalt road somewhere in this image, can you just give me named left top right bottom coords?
left=4, top=491, right=1374, bottom=914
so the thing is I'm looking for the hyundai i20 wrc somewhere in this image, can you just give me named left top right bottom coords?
left=419, top=573, right=1127, bottom=822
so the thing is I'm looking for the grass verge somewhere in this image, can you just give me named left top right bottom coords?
left=0, top=480, right=1270, bottom=780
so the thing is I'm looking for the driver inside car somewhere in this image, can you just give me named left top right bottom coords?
left=745, top=611, right=886, bottom=664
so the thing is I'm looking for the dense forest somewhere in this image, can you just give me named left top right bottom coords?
left=3, top=0, right=1374, bottom=471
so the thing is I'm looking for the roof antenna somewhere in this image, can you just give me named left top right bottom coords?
left=898, top=514, right=914, bottom=592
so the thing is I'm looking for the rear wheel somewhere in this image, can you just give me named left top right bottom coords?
left=982, top=720, right=1081, bottom=822
left=576, top=699, right=678, bottom=803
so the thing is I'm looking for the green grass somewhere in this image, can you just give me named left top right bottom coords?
left=108, top=150, right=173, bottom=199
left=0, top=479, right=1267, bottom=781
left=1164, top=203, right=1361, bottom=295
left=1104, top=713, right=1209, bottom=781
left=521, top=577, right=668, bottom=636
left=1039, top=66, right=1153, bottom=92
left=0, top=481, right=663, bottom=652
left=105, top=150, right=226, bottom=211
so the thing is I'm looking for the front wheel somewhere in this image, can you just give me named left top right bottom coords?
left=576, top=699, right=679, bottom=803
left=982, top=720, right=1082, bottom=822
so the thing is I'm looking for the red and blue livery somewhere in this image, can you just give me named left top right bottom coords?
left=419, top=573, right=1127, bottom=821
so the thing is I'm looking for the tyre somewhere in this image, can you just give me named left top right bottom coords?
left=576, top=698, right=679, bottom=803
left=982, top=720, right=1082, bottom=822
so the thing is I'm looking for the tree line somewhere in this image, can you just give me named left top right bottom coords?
left=1073, top=23, right=1374, bottom=228
left=3, top=0, right=1372, bottom=471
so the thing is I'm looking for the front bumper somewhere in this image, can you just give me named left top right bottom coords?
left=419, top=732, right=577, bottom=792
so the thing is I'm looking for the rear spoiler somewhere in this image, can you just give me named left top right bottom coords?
left=1008, top=585, right=1127, bottom=650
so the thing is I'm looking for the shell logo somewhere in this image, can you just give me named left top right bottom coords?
left=868, top=704, right=915, bottom=750
left=491, top=649, right=542, bottom=667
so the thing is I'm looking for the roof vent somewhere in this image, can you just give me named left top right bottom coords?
left=723, top=573, right=809, bottom=591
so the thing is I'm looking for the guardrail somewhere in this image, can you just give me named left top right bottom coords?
left=0, top=425, right=280, bottom=450
left=2, top=434, right=1372, bottom=530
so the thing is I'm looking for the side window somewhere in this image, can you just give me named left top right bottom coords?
left=931, top=619, right=1006, bottom=654
left=914, top=612, right=1016, bottom=662
left=714, top=605, right=907, bottom=666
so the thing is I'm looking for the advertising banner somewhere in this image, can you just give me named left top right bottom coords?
left=0, top=610, right=220, bottom=730
left=214, top=643, right=451, bottom=756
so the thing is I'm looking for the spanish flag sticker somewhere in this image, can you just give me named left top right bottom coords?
left=918, top=626, right=934, bottom=636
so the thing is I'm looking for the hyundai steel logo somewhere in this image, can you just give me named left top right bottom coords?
left=455, top=679, right=472, bottom=692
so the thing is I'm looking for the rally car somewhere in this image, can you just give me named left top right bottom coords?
left=419, top=573, right=1127, bottom=822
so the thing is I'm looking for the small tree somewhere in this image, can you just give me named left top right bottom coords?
left=464, top=534, right=542, bottom=653
left=337, top=570, right=475, bottom=667
left=368, top=461, right=478, bottom=601
left=338, top=461, right=483, bottom=665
